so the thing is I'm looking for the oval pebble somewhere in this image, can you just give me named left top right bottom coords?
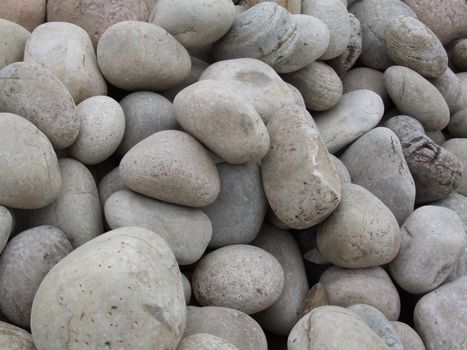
left=0, top=321, right=35, bottom=350
left=0, top=19, right=30, bottom=70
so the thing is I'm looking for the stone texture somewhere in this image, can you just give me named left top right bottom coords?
left=0, top=0, right=45, bottom=31
left=0, top=321, right=36, bottom=350
left=342, top=67, right=390, bottom=107
left=0, top=19, right=30, bottom=70
left=391, top=321, right=426, bottom=350
left=443, top=139, right=467, bottom=197
left=178, top=334, right=239, bottom=350
left=0, top=207, right=12, bottom=255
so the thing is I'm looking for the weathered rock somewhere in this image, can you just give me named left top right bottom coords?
left=0, top=0, right=45, bottom=31
left=178, top=334, right=239, bottom=350
left=390, top=321, right=426, bottom=350
left=0, top=321, right=36, bottom=349
left=443, top=139, right=467, bottom=197
left=0, top=19, right=30, bottom=70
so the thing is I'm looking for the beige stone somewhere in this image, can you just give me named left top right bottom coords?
left=0, top=0, right=45, bottom=31
left=391, top=322, right=426, bottom=350
left=0, top=19, right=30, bottom=70
left=0, top=321, right=36, bottom=350
left=178, top=334, right=239, bottom=350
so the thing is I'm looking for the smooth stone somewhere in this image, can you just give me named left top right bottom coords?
left=286, top=83, right=306, bottom=108
left=384, top=66, right=449, bottom=131
left=384, top=16, right=448, bottom=78
left=0, top=207, right=12, bottom=255
left=390, top=206, right=467, bottom=294
left=430, top=68, right=467, bottom=115
left=314, top=89, right=384, bottom=154
left=192, top=245, right=284, bottom=314
left=385, top=115, right=463, bottom=204
left=24, top=22, right=107, bottom=104
left=425, top=130, right=445, bottom=146
left=184, top=306, right=267, bottom=350
left=301, top=283, right=328, bottom=316
left=203, top=162, right=266, bottom=248
left=0, top=225, right=72, bottom=328
left=349, top=0, right=417, bottom=70
left=262, top=105, right=341, bottom=229
left=0, top=113, right=61, bottom=209
left=98, top=167, right=128, bottom=206
left=120, top=130, right=220, bottom=207
left=348, top=304, right=403, bottom=350
left=150, top=0, right=235, bottom=49
left=182, top=274, right=191, bottom=305
left=252, top=224, right=309, bottom=335
left=0, top=62, right=79, bottom=149
left=340, top=127, right=415, bottom=224
left=282, top=61, right=343, bottom=111
left=317, top=184, right=401, bottom=268
left=302, top=0, right=351, bottom=60
left=330, top=154, right=351, bottom=185
left=391, top=322, right=426, bottom=350
left=0, top=321, right=35, bottom=349
left=0, top=0, right=45, bottom=31
left=432, top=193, right=467, bottom=230
left=342, top=67, right=390, bottom=107
left=174, top=80, right=269, bottom=164
left=414, top=277, right=467, bottom=350
left=453, top=39, right=467, bottom=71
left=403, top=0, right=467, bottom=44
left=97, top=21, right=191, bottom=91
left=443, top=138, right=467, bottom=197
left=199, top=58, right=296, bottom=123
left=448, top=108, right=467, bottom=138
left=320, top=266, right=401, bottom=320
left=0, top=19, right=30, bottom=70
left=30, top=227, right=186, bottom=350
left=105, top=190, right=212, bottom=265
left=69, top=96, right=125, bottom=165
left=266, top=206, right=291, bottom=230
left=178, top=334, right=239, bottom=350
left=118, top=92, right=178, bottom=156
left=23, top=158, right=103, bottom=248
left=288, top=306, right=391, bottom=350
left=239, top=0, right=301, bottom=13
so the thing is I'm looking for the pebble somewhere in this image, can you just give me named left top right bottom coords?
left=443, top=138, right=467, bottom=197
left=391, top=321, right=426, bottom=350
left=182, top=274, right=192, bottom=305
left=0, top=0, right=46, bottom=31
left=0, top=207, right=12, bottom=255
left=178, top=334, right=239, bottom=350
left=453, top=39, right=467, bottom=71
left=0, top=321, right=36, bottom=349
left=448, top=108, right=467, bottom=138
left=342, top=67, right=390, bottom=107
left=0, top=19, right=30, bottom=71
left=430, top=68, right=467, bottom=115
left=239, top=0, right=301, bottom=14
left=330, top=154, right=351, bottom=185
left=97, top=167, right=128, bottom=206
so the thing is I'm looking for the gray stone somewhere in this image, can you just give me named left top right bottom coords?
left=178, top=334, right=239, bottom=350
left=342, top=67, right=390, bottom=107
left=0, top=321, right=35, bottom=350
left=443, top=138, right=467, bottom=197
left=0, top=19, right=30, bottom=70
left=97, top=167, right=128, bottom=206
left=0, top=207, right=12, bottom=255
left=330, top=154, right=351, bottom=186
left=391, top=322, right=426, bottom=350
left=430, top=68, right=467, bottom=115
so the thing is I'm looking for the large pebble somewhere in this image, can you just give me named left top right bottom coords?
left=105, top=190, right=212, bottom=265
left=178, top=334, right=239, bottom=350
left=385, top=116, right=462, bottom=203
left=302, top=0, right=351, bottom=60
left=0, top=113, right=61, bottom=209
left=342, top=67, right=390, bottom=107
left=384, top=66, right=449, bottom=131
left=414, top=276, right=467, bottom=350
left=174, top=80, right=269, bottom=164
left=0, top=62, right=79, bottom=149
left=0, top=321, right=36, bottom=350
left=384, top=16, right=447, bottom=78
left=98, top=167, right=128, bottom=206
left=320, top=266, right=401, bottom=320
left=0, top=207, right=12, bottom=255
left=390, top=321, right=426, bottom=350
left=31, top=227, right=186, bottom=350
left=348, top=304, right=403, bottom=350
left=69, top=96, right=125, bottom=165
left=24, top=22, right=107, bottom=104
left=390, top=206, right=467, bottom=294
left=288, top=306, right=390, bottom=350
left=262, top=105, right=341, bottom=229
left=349, top=0, right=417, bottom=70
left=431, top=68, right=467, bottom=115
left=443, top=139, right=467, bottom=197
left=0, top=19, right=30, bottom=70
left=0, top=0, right=45, bottom=31
left=47, top=0, right=149, bottom=47
left=118, top=92, right=178, bottom=156
left=203, top=162, right=266, bottom=248
left=150, top=0, right=235, bottom=49
left=97, top=21, right=191, bottom=91
left=184, top=306, right=267, bottom=350
left=317, top=184, right=401, bottom=268
left=192, top=245, right=284, bottom=314
left=23, top=158, right=103, bottom=248
left=252, top=224, right=309, bottom=335
left=120, top=130, right=220, bottom=207
left=282, top=61, right=343, bottom=111
left=0, top=225, right=72, bottom=328
left=341, top=127, right=415, bottom=224
left=314, top=89, right=384, bottom=154
left=199, top=58, right=296, bottom=123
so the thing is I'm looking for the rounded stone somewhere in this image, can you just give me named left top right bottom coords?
left=330, top=154, right=351, bottom=186
left=182, top=274, right=191, bottom=305
left=443, top=138, right=467, bottom=197
left=0, top=113, right=61, bottom=209
left=120, top=130, right=220, bottom=207
left=425, top=130, right=446, bottom=146
left=317, top=184, right=401, bottom=268
left=0, top=321, right=35, bottom=349
left=384, top=66, right=449, bottom=131
left=203, top=162, right=267, bottom=248
left=389, top=206, right=467, bottom=294
left=174, top=80, right=269, bottom=164
left=431, top=68, right=467, bottom=115
left=184, top=306, right=267, bottom=350
left=150, top=0, right=236, bottom=49
left=192, top=245, right=284, bottom=314
left=178, top=334, right=239, bottom=350
left=0, top=19, right=30, bottom=70
left=0, top=0, right=45, bottom=31
left=262, top=105, right=341, bottom=229
left=286, top=83, right=306, bottom=108
left=320, top=266, right=401, bottom=321
left=97, top=21, right=191, bottom=91
left=342, top=68, right=390, bottom=107
left=118, top=92, right=178, bottom=156
left=0, top=225, right=72, bottom=328
left=0, top=207, right=12, bottom=255
left=98, top=167, right=128, bottom=206
left=24, top=22, right=107, bottom=104
left=69, top=96, right=125, bottom=165
left=340, top=127, right=415, bottom=224
left=390, top=321, right=426, bottom=350
left=105, top=190, right=212, bottom=265
left=453, top=39, right=467, bottom=71
left=314, top=89, right=384, bottom=154
left=448, top=108, right=467, bottom=138
left=239, top=0, right=301, bottom=13
left=0, top=62, right=79, bottom=149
